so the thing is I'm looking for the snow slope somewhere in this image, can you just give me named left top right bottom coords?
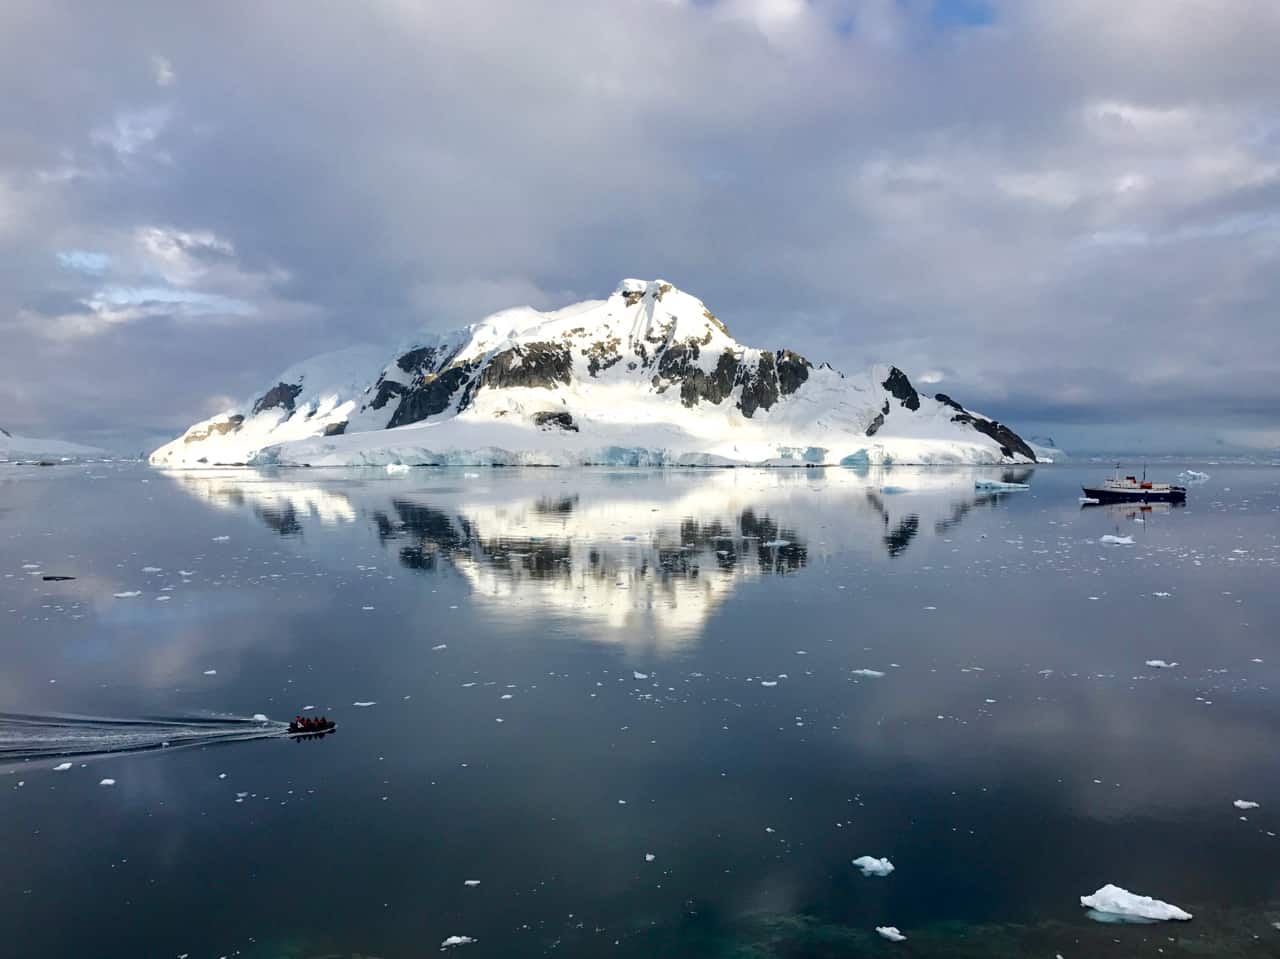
left=151, top=279, right=1040, bottom=468
left=0, top=426, right=105, bottom=460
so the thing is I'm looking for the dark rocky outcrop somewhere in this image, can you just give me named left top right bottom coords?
left=479, top=343, right=573, bottom=391
left=882, top=367, right=920, bottom=411
left=532, top=411, right=578, bottom=432
left=368, top=379, right=406, bottom=411
left=935, top=393, right=1037, bottom=462
left=387, top=362, right=478, bottom=428
left=584, top=336, right=622, bottom=377
left=323, top=420, right=348, bottom=436
left=775, top=350, right=811, bottom=395
left=184, top=414, right=244, bottom=443
left=252, top=382, right=303, bottom=416
left=737, top=352, right=779, bottom=418
left=396, top=345, right=443, bottom=374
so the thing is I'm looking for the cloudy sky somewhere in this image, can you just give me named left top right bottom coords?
left=2, top=0, right=1278, bottom=454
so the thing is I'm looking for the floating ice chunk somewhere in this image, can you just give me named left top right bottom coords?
left=633, top=671, right=649, bottom=680
left=141, top=566, right=162, bottom=573
left=852, top=669, right=885, bottom=678
left=975, top=480, right=1029, bottom=491
left=1080, top=884, right=1191, bottom=922
left=432, top=643, right=447, bottom=651
left=1100, top=535, right=1134, bottom=545
left=1234, top=800, right=1260, bottom=810
left=211, top=535, right=230, bottom=542
left=1179, top=470, right=1210, bottom=483
left=178, top=570, right=195, bottom=576
left=760, top=680, right=778, bottom=687
left=113, top=590, right=141, bottom=598
left=1153, top=591, right=1172, bottom=598
left=876, top=926, right=907, bottom=942
left=853, top=855, right=894, bottom=877
left=441, top=935, right=476, bottom=947
left=762, top=539, right=791, bottom=547
left=1079, top=496, right=1100, bottom=505
left=252, top=713, right=269, bottom=722
left=203, top=669, right=217, bottom=675
left=1145, top=660, right=1178, bottom=669
left=53, top=762, right=72, bottom=771
left=385, top=463, right=411, bottom=474
left=99, top=778, right=116, bottom=786
left=645, top=853, right=656, bottom=862
left=464, top=879, right=480, bottom=886
left=352, top=701, right=376, bottom=707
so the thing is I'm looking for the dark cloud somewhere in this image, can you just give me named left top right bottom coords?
left=2, top=0, right=1278, bottom=452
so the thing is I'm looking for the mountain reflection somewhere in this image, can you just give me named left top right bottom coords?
left=163, top=467, right=1025, bottom=649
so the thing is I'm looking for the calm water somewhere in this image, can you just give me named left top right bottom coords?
left=2, top=462, right=1279, bottom=958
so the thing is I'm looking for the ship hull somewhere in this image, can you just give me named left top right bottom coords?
left=1081, top=486, right=1186, bottom=504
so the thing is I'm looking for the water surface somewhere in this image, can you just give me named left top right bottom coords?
left=2, top=462, right=1278, bottom=957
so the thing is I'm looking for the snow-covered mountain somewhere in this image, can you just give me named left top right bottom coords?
left=0, top=426, right=104, bottom=461
left=151, top=279, right=1040, bottom=468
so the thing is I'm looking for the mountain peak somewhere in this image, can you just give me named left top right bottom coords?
left=151, top=281, right=1038, bottom=468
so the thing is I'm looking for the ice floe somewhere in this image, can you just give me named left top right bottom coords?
left=53, top=762, right=72, bottom=771
left=113, top=591, right=141, bottom=598
left=1100, top=535, right=1134, bottom=545
left=851, top=669, right=885, bottom=678
left=1080, top=884, right=1192, bottom=922
left=1233, top=800, right=1260, bottom=810
left=876, top=926, right=907, bottom=942
left=1144, top=660, right=1178, bottom=669
left=975, top=480, right=1029, bottom=491
left=385, top=463, right=411, bottom=474
left=352, top=701, right=376, bottom=707
left=853, top=855, right=894, bottom=877
left=441, top=935, right=476, bottom=947
left=99, top=778, right=116, bottom=786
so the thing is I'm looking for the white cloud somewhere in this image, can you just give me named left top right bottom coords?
left=151, top=55, right=175, bottom=87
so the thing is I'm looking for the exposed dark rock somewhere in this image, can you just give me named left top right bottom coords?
left=584, top=336, right=622, bottom=377
left=882, top=367, right=920, bottom=411
left=865, top=411, right=885, bottom=437
left=387, top=363, right=477, bottom=428
left=532, top=411, right=578, bottom=432
left=184, top=414, right=244, bottom=443
left=775, top=350, right=811, bottom=395
left=323, top=420, right=348, bottom=436
left=368, top=378, right=406, bottom=410
left=934, top=393, right=1037, bottom=462
left=396, top=345, right=441, bottom=374
left=252, top=382, right=303, bottom=415
left=479, top=342, right=573, bottom=391
left=680, top=350, right=740, bottom=408
left=737, top=352, right=779, bottom=418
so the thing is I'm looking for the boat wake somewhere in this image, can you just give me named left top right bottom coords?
left=0, top=711, right=290, bottom=764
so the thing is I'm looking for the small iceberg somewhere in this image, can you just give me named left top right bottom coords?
left=876, top=926, right=907, bottom=942
left=853, top=855, right=894, bottom=877
left=385, top=463, right=411, bottom=475
left=1079, top=496, right=1100, bottom=505
left=1100, top=535, right=1134, bottom=545
left=975, top=480, right=1029, bottom=491
left=1080, top=884, right=1192, bottom=923
left=1233, top=799, right=1260, bottom=810
left=441, top=935, right=476, bottom=947
left=1178, top=470, right=1210, bottom=483
left=1145, top=659, right=1178, bottom=669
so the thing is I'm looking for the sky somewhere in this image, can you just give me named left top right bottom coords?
left=2, top=0, right=1278, bottom=455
